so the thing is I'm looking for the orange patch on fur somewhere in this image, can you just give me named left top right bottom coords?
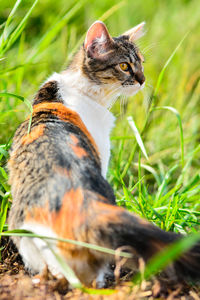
left=54, top=188, right=85, bottom=239
left=70, top=134, right=79, bottom=145
left=90, top=198, right=149, bottom=230
left=69, top=134, right=87, bottom=158
left=25, top=188, right=85, bottom=246
left=90, top=200, right=125, bottom=225
left=32, top=103, right=99, bottom=158
left=21, top=124, right=45, bottom=145
left=71, top=145, right=87, bottom=158
left=53, top=165, right=71, bottom=178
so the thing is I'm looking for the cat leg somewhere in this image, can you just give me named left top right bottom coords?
left=20, top=223, right=63, bottom=278
left=19, top=236, right=45, bottom=274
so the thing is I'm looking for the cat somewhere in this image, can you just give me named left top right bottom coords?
left=8, top=21, right=200, bottom=288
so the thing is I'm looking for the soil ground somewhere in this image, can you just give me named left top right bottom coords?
left=0, top=237, right=199, bottom=300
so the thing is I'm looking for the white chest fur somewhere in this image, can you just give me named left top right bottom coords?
left=47, top=72, right=115, bottom=178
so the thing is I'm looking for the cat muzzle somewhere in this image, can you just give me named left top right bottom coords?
left=135, top=71, right=145, bottom=85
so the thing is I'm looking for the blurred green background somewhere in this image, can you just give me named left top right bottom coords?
left=0, top=0, right=199, bottom=233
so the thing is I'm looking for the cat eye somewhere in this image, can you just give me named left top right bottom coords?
left=119, top=63, right=129, bottom=72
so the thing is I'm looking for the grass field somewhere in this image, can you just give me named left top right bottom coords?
left=0, top=0, right=200, bottom=298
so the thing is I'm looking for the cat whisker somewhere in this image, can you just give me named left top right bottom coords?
left=108, top=96, right=119, bottom=111
left=142, top=42, right=159, bottom=54
left=140, top=83, right=155, bottom=111
left=109, top=87, right=122, bottom=102
left=119, top=96, right=123, bottom=115
left=145, top=83, right=154, bottom=90
left=106, top=86, right=122, bottom=109
left=119, top=95, right=128, bottom=116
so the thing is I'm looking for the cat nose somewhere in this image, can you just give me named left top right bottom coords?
left=135, top=71, right=145, bottom=85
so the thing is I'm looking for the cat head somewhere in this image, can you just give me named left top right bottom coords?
left=81, top=21, right=145, bottom=99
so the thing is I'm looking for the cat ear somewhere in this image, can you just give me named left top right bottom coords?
left=123, top=22, right=146, bottom=42
left=84, top=21, right=113, bottom=58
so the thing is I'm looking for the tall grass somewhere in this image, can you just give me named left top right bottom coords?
left=0, top=0, right=200, bottom=290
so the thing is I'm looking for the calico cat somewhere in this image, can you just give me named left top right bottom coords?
left=8, top=21, right=200, bottom=287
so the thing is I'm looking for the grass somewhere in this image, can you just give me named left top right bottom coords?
left=0, top=0, right=200, bottom=295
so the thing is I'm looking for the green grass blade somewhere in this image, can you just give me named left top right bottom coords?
left=3, top=0, right=39, bottom=54
left=134, top=163, right=161, bottom=185
left=0, top=22, right=6, bottom=30
left=28, top=0, right=86, bottom=61
left=0, top=146, right=9, bottom=158
left=0, top=92, right=32, bottom=133
left=133, top=233, right=200, bottom=284
left=121, top=143, right=137, bottom=179
left=127, top=116, right=148, bottom=160
left=138, top=150, right=142, bottom=201
left=3, top=0, right=22, bottom=30
left=0, top=92, right=32, bottom=113
left=152, top=106, right=184, bottom=168
left=99, top=1, right=125, bottom=22
left=0, top=0, right=22, bottom=51
left=82, top=287, right=115, bottom=295
left=0, top=167, right=8, bottom=181
left=2, top=230, right=132, bottom=259
left=0, top=63, right=35, bottom=75
left=0, top=92, right=24, bottom=101
left=117, top=176, right=145, bottom=207
left=153, top=32, right=189, bottom=98
left=135, top=32, right=190, bottom=154
left=181, top=174, right=200, bottom=194
left=156, top=184, right=181, bottom=205
left=0, top=194, right=9, bottom=235
left=48, top=244, right=116, bottom=294
left=154, top=164, right=178, bottom=207
left=47, top=243, right=83, bottom=289
left=121, top=114, right=149, bottom=179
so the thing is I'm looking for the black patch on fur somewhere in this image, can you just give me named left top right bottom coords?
left=98, top=212, right=180, bottom=260
left=33, top=81, right=63, bottom=105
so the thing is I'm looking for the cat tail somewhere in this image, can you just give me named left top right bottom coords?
left=87, top=199, right=200, bottom=281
